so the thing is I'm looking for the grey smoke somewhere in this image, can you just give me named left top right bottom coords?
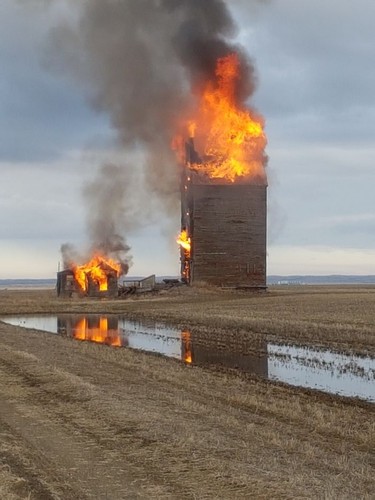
left=83, top=164, right=132, bottom=274
left=60, top=243, right=82, bottom=270
left=61, top=164, right=132, bottom=274
left=48, top=0, right=262, bottom=155
left=48, top=0, right=264, bottom=269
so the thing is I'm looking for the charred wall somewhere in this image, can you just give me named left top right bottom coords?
left=182, top=179, right=267, bottom=288
left=56, top=270, right=118, bottom=298
left=87, top=274, right=118, bottom=298
left=56, top=270, right=76, bottom=297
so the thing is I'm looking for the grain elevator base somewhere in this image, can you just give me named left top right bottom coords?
left=181, top=180, right=267, bottom=289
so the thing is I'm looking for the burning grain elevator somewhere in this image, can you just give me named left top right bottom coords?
left=176, top=53, right=268, bottom=290
left=179, top=139, right=267, bottom=289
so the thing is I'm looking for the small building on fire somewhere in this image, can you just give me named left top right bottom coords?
left=57, top=262, right=119, bottom=298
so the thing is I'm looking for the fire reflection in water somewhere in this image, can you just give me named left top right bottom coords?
left=60, top=316, right=124, bottom=347
left=180, top=328, right=268, bottom=378
left=58, top=318, right=268, bottom=376
left=181, top=330, right=193, bottom=364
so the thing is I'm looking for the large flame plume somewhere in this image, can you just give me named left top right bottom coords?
left=189, top=53, right=266, bottom=183
left=175, top=52, right=267, bottom=184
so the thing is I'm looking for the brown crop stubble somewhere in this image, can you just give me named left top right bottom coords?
left=0, top=321, right=374, bottom=499
left=0, top=288, right=374, bottom=498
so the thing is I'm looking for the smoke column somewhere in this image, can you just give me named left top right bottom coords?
left=47, top=0, right=264, bottom=269
left=61, top=164, right=131, bottom=274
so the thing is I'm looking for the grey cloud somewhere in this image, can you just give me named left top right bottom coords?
left=0, top=162, right=85, bottom=240
left=268, top=142, right=375, bottom=249
left=238, top=0, right=375, bottom=138
left=0, top=0, right=111, bottom=162
left=311, top=213, right=375, bottom=247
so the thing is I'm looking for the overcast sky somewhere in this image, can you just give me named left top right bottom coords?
left=1, top=0, right=375, bottom=278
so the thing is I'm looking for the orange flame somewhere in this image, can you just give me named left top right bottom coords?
left=72, top=254, right=122, bottom=292
left=182, top=53, right=267, bottom=183
left=177, top=230, right=191, bottom=282
left=177, top=230, right=191, bottom=255
left=188, top=121, right=196, bottom=138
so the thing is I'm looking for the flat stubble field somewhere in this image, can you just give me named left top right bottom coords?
left=0, top=287, right=374, bottom=499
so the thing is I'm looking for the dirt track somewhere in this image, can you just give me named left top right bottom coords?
left=0, top=289, right=374, bottom=499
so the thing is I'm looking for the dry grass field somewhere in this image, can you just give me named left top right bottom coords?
left=0, top=287, right=374, bottom=499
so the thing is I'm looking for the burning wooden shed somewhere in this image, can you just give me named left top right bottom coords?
left=57, top=255, right=121, bottom=298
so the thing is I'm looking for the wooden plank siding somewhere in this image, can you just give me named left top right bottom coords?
left=184, top=183, right=267, bottom=288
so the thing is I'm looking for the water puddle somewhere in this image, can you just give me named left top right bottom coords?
left=2, top=315, right=374, bottom=402
left=268, top=344, right=375, bottom=402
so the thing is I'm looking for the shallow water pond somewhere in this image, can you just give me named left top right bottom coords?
left=2, top=314, right=374, bottom=403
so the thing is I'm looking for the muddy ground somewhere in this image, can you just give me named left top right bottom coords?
left=0, top=288, right=374, bottom=499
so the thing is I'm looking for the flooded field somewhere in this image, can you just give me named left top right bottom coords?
left=2, top=314, right=374, bottom=402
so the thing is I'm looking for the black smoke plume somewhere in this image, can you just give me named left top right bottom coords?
left=47, top=0, right=263, bottom=269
